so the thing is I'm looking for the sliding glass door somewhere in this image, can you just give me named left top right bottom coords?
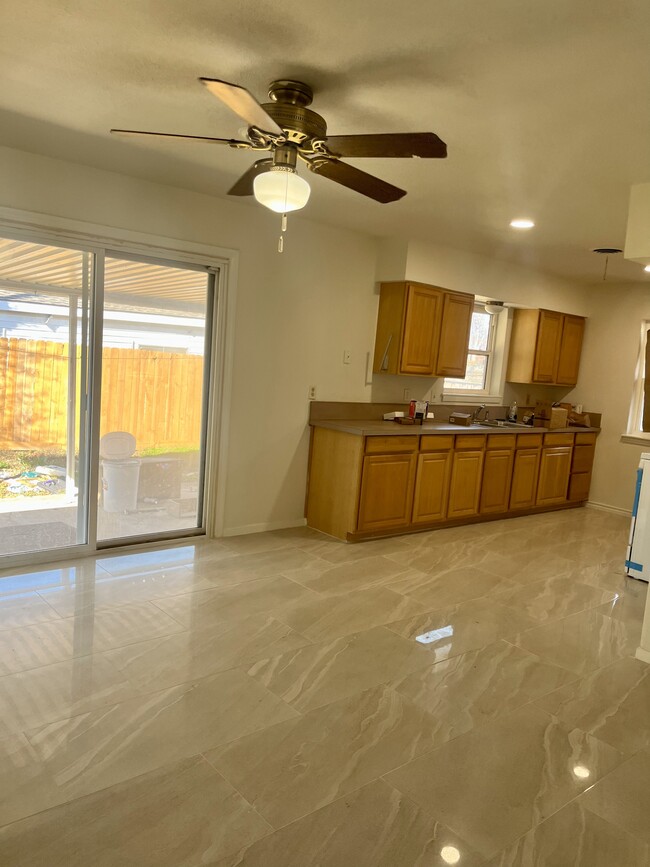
left=0, top=237, right=92, bottom=557
left=0, top=231, right=215, bottom=564
left=97, top=254, right=212, bottom=543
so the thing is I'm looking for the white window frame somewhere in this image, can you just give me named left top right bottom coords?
left=441, top=303, right=510, bottom=404
left=623, top=322, right=650, bottom=445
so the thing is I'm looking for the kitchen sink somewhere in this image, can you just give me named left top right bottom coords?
left=472, top=419, right=532, bottom=429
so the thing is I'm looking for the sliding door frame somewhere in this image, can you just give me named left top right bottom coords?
left=0, top=208, right=237, bottom=570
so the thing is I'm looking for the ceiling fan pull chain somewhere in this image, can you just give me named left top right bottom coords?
left=277, top=213, right=288, bottom=253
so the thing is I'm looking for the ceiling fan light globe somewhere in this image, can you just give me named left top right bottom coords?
left=253, top=167, right=311, bottom=213
left=484, top=302, right=505, bottom=315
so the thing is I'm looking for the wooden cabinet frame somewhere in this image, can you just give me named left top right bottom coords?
left=307, top=428, right=592, bottom=541
left=507, top=308, right=586, bottom=386
left=373, top=282, right=474, bottom=378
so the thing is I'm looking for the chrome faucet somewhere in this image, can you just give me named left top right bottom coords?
left=471, top=404, right=487, bottom=423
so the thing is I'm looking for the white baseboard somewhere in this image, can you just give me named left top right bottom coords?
left=636, top=647, right=650, bottom=665
left=586, top=501, right=632, bottom=517
left=221, top=518, right=307, bottom=537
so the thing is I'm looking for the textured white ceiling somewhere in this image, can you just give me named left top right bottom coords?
left=2, top=0, right=650, bottom=283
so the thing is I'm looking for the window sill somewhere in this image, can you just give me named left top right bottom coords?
left=620, top=434, right=650, bottom=446
left=440, top=393, right=503, bottom=405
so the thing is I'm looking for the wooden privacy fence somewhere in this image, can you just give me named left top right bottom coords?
left=0, top=338, right=204, bottom=451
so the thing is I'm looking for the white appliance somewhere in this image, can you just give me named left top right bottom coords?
left=626, top=452, right=650, bottom=583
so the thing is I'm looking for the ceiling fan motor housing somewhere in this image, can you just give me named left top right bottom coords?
left=262, top=80, right=327, bottom=145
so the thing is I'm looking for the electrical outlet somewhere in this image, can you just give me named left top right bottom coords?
left=308, top=385, right=317, bottom=400
left=343, top=349, right=351, bottom=365
left=403, top=388, right=410, bottom=401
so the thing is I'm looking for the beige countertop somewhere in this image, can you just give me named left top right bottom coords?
left=311, top=419, right=600, bottom=436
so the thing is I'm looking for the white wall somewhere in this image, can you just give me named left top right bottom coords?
left=0, top=143, right=632, bottom=529
left=0, top=145, right=379, bottom=534
left=405, top=239, right=590, bottom=316
left=569, top=282, right=650, bottom=513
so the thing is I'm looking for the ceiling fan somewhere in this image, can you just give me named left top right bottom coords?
left=111, top=78, right=448, bottom=215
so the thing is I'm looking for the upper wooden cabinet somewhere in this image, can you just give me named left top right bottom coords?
left=436, top=292, right=474, bottom=377
left=506, top=308, right=586, bottom=386
left=400, top=285, right=443, bottom=374
left=373, top=281, right=474, bottom=377
left=532, top=310, right=563, bottom=383
left=556, top=315, right=586, bottom=385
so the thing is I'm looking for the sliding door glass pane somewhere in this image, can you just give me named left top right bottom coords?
left=0, top=236, right=91, bottom=556
left=97, top=255, right=210, bottom=542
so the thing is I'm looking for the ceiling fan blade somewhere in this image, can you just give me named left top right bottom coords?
left=227, top=159, right=274, bottom=196
left=325, top=132, right=447, bottom=159
left=307, top=158, right=406, bottom=203
left=199, top=78, right=283, bottom=137
left=110, top=129, right=249, bottom=147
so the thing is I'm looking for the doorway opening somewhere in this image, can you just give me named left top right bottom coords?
left=0, top=233, right=216, bottom=562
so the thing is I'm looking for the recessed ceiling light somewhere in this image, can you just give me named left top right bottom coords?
left=644, top=265, right=650, bottom=272
left=510, top=218, right=535, bottom=229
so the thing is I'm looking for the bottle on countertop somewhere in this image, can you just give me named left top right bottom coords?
left=508, top=400, right=518, bottom=422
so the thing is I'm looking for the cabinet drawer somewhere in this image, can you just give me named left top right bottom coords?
left=365, top=435, right=418, bottom=454
left=455, top=434, right=486, bottom=449
left=575, top=432, right=597, bottom=445
left=420, top=435, right=454, bottom=452
left=517, top=433, right=543, bottom=448
left=487, top=434, right=516, bottom=449
left=572, top=444, right=595, bottom=474
left=544, top=433, right=574, bottom=446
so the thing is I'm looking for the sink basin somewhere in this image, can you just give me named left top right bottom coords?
left=472, top=420, right=531, bottom=429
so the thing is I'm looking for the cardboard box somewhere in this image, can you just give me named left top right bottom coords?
left=534, top=402, right=569, bottom=429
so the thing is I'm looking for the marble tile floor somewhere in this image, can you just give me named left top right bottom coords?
left=0, top=506, right=648, bottom=865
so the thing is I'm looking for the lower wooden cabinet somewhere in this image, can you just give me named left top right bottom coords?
left=510, top=448, right=541, bottom=510
left=568, top=439, right=595, bottom=503
left=307, top=426, right=595, bottom=541
left=448, top=450, right=484, bottom=518
left=481, top=448, right=515, bottom=514
left=568, top=472, right=591, bottom=502
left=357, top=453, right=417, bottom=532
left=536, top=446, right=573, bottom=506
left=412, top=450, right=452, bottom=524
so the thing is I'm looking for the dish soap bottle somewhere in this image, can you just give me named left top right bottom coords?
left=508, top=400, right=518, bottom=422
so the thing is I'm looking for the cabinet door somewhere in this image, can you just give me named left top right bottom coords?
left=412, top=450, right=452, bottom=524
left=510, top=448, right=541, bottom=510
left=480, top=448, right=514, bottom=514
left=556, top=315, right=585, bottom=386
left=533, top=310, right=563, bottom=383
left=447, top=449, right=484, bottom=518
left=536, top=446, right=573, bottom=506
left=435, top=292, right=474, bottom=377
left=399, top=285, right=443, bottom=375
left=357, top=453, right=416, bottom=532
left=568, top=472, right=591, bottom=502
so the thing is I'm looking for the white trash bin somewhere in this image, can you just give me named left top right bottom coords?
left=100, top=432, right=141, bottom=513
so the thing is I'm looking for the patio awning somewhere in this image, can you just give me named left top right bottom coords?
left=0, top=238, right=209, bottom=316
